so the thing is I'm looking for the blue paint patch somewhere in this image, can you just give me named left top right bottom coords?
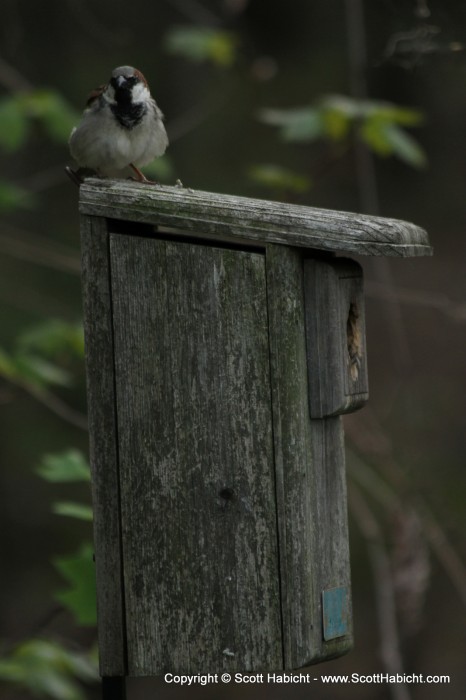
left=322, top=586, right=349, bottom=640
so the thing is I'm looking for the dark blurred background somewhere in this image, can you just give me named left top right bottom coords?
left=0, top=1, right=465, bottom=699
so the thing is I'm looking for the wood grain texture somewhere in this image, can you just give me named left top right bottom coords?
left=265, top=246, right=353, bottom=668
left=304, top=258, right=369, bottom=418
left=79, top=179, right=432, bottom=257
left=308, top=417, right=353, bottom=662
left=109, top=235, right=282, bottom=674
left=80, top=216, right=126, bottom=676
left=265, top=245, right=316, bottom=668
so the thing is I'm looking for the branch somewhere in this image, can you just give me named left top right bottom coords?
left=65, top=0, right=129, bottom=46
left=26, top=384, right=88, bottom=431
left=346, top=412, right=466, bottom=611
left=418, top=504, right=466, bottom=609
left=0, top=55, right=32, bottom=91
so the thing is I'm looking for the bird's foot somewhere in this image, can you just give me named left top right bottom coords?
left=129, top=163, right=158, bottom=185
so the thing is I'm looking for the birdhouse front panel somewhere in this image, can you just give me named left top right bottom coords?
left=109, top=233, right=282, bottom=674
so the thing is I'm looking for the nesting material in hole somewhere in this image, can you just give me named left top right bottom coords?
left=347, top=302, right=362, bottom=381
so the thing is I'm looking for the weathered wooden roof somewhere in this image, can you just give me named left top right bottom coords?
left=79, top=179, right=432, bottom=257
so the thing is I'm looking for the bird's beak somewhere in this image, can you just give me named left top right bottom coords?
left=115, top=75, right=127, bottom=87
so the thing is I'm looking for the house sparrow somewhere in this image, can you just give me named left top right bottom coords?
left=68, top=65, right=168, bottom=183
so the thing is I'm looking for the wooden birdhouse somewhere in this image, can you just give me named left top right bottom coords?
left=78, top=180, right=431, bottom=695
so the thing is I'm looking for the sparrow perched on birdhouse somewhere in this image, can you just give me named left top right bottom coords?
left=68, top=65, right=168, bottom=183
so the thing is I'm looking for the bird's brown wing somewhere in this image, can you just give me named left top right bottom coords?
left=86, top=84, right=105, bottom=107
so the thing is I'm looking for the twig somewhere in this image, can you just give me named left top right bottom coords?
left=3, top=374, right=88, bottom=432
left=29, top=604, right=65, bottom=641
left=19, top=164, right=75, bottom=193
left=167, top=98, right=224, bottom=143
left=26, top=384, right=88, bottom=431
left=167, top=78, right=240, bottom=143
left=348, top=483, right=411, bottom=700
left=160, top=0, right=221, bottom=25
left=345, top=0, right=379, bottom=214
left=365, top=280, right=466, bottom=322
left=0, top=228, right=81, bottom=275
left=0, top=285, right=74, bottom=317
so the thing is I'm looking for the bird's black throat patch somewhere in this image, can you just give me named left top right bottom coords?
left=111, top=91, right=146, bottom=129
left=111, top=101, right=146, bottom=129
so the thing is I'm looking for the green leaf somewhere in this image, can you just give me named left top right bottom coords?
left=359, top=117, right=427, bottom=167
left=320, top=94, right=361, bottom=117
left=321, top=94, right=423, bottom=124
left=0, top=349, right=70, bottom=388
left=0, top=90, right=79, bottom=152
left=0, top=639, right=98, bottom=699
left=260, top=94, right=425, bottom=169
left=360, top=116, right=393, bottom=155
left=321, top=106, right=351, bottom=140
left=54, top=543, right=97, bottom=626
left=0, top=347, right=16, bottom=379
left=259, top=107, right=324, bottom=142
left=249, top=164, right=311, bottom=193
left=164, top=26, right=238, bottom=67
left=37, top=450, right=91, bottom=483
left=379, top=123, right=427, bottom=168
left=14, top=354, right=72, bottom=388
left=18, top=90, right=80, bottom=143
left=0, top=97, right=29, bottom=150
left=363, top=102, right=423, bottom=127
left=53, top=502, right=93, bottom=521
left=18, top=320, right=85, bottom=359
